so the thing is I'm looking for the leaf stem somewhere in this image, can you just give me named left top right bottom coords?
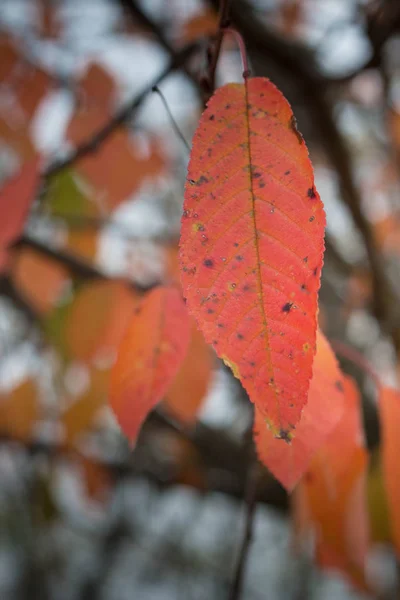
left=152, top=86, right=190, bottom=152
left=221, top=27, right=250, bottom=79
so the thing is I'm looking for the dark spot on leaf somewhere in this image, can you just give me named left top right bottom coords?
left=234, top=242, right=239, bottom=247
left=242, top=284, right=250, bottom=292
left=282, top=302, right=293, bottom=312
left=196, top=175, right=208, bottom=186
left=188, top=179, right=195, bottom=185
left=309, top=216, right=315, bottom=222
left=213, top=340, right=218, bottom=345
left=270, top=377, right=274, bottom=383
left=225, top=103, right=231, bottom=109
left=278, top=429, right=292, bottom=444
left=250, top=361, right=255, bottom=367
left=313, top=267, right=318, bottom=276
left=207, top=308, right=214, bottom=314
left=301, top=284, right=307, bottom=291
left=209, top=114, right=215, bottom=120
left=335, top=380, right=344, bottom=393
left=217, top=323, right=224, bottom=328
left=303, top=256, right=308, bottom=263
left=236, top=255, right=243, bottom=261
left=198, top=225, right=205, bottom=231
left=307, top=187, right=316, bottom=199
left=285, top=170, right=290, bottom=175
left=183, top=210, right=189, bottom=218
left=259, top=180, right=265, bottom=188
left=203, top=259, right=214, bottom=267
left=237, top=333, right=244, bottom=340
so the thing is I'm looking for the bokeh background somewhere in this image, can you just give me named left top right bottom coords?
left=1, top=0, right=400, bottom=598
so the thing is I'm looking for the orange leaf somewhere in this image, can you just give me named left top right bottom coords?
left=66, top=280, right=139, bottom=365
left=0, top=116, right=36, bottom=161
left=65, top=229, right=99, bottom=262
left=110, top=286, right=191, bottom=443
left=0, top=157, right=41, bottom=264
left=0, top=379, right=39, bottom=442
left=16, top=66, right=51, bottom=119
left=67, top=110, right=163, bottom=209
left=164, top=319, right=213, bottom=423
left=180, top=77, right=325, bottom=436
left=254, top=330, right=344, bottom=490
left=80, top=63, right=116, bottom=112
left=181, top=10, right=218, bottom=43
left=0, top=36, right=20, bottom=82
left=379, top=386, right=400, bottom=557
left=11, top=247, right=69, bottom=314
left=62, top=368, right=110, bottom=446
left=294, top=377, right=369, bottom=582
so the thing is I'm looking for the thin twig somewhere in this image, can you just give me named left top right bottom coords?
left=152, top=86, right=190, bottom=152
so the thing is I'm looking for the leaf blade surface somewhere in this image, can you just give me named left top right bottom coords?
left=180, top=78, right=325, bottom=435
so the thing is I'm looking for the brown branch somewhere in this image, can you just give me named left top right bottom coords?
left=13, top=235, right=154, bottom=293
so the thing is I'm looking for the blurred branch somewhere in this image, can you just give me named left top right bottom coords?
left=229, top=461, right=259, bottom=600
left=44, top=41, right=201, bottom=178
left=364, top=0, right=400, bottom=71
left=0, top=275, right=40, bottom=326
left=14, top=235, right=153, bottom=293
left=118, top=0, right=203, bottom=94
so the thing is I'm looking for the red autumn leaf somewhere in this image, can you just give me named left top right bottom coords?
left=164, top=321, right=213, bottom=423
left=180, top=77, right=325, bottom=436
left=65, top=280, right=139, bottom=365
left=379, top=386, right=400, bottom=557
left=11, top=247, right=69, bottom=315
left=110, top=285, right=191, bottom=443
left=253, top=329, right=344, bottom=490
left=0, top=157, right=41, bottom=269
left=294, top=376, right=369, bottom=583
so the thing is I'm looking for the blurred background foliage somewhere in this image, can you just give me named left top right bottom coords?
left=1, top=0, right=400, bottom=598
